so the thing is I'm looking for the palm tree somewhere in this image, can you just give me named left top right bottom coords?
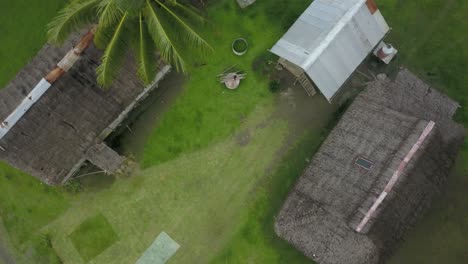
left=48, top=0, right=211, bottom=87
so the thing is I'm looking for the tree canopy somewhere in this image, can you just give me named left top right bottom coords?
left=48, top=0, right=211, bottom=86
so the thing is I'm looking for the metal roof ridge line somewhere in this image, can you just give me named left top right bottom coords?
left=301, top=0, right=367, bottom=70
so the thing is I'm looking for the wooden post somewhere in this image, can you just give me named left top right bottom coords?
left=47, top=26, right=97, bottom=84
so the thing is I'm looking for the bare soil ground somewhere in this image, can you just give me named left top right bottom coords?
left=0, top=219, right=14, bottom=264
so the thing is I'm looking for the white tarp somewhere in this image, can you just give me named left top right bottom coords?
left=0, top=78, right=51, bottom=140
left=136, top=232, right=180, bottom=264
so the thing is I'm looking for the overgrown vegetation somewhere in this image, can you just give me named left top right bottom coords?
left=252, top=52, right=279, bottom=77
left=69, top=214, right=119, bottom=261
left=268, top=80, right=281, bottom=93
left=0, top=162, right=69, bottom=247
left=62, top=179, right=83, bottom=194
left=232, top=38, right=248, bottom=53
left=29, top=233, right=62, bottom=264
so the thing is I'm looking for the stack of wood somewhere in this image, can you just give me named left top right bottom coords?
left=218, top=72, right=246, bottom=89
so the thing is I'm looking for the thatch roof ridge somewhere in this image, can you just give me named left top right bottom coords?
left=348, top=119, right=433, bottom=234
left=367, top=129, right=451, bottom=260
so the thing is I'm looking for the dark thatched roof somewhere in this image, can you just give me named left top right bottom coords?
left=275, top=68, right=465, bottom=264
left=0, top=34, right=168, bottom=185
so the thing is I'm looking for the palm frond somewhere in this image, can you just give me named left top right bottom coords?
left=144, top=0, right=186, bottom=72
left=137, top=13, right=157, bottom=85
left=47, top=0, right=99, bottom=44
left=97, top=0, right=123, bottom=28
left=96, top=12, right=130, bottom=87
left=168, top=0, right=207, bottom=25
left=93, top=10, right=125, bottom=49
left=154, top=0, right=212, bottom=51
left=94, top=24, right=113, bottom=49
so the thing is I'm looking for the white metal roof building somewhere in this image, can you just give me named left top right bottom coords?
left=271, top=0, right=390, bottom=101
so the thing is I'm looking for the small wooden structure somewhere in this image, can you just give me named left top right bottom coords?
left=278, top=58, right=316, bottom=96
left=0, top=33, right=170, bottom=185
left=373, top=41, right=398, bottom=64
left=271, top=0, right=390, bottom=101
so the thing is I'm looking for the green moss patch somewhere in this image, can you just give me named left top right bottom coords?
left=233, top=39, right=248, bottom=53
left=69, top=214, right=118, bottom=261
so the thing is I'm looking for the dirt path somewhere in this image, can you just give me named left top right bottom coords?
left=0, top=218, right=15, bottom=264
left=247, top=70, right=337, bottom=192
left=0, top=243, right=14, bottom=264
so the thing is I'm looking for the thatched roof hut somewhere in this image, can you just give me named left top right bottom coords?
left=275, top=69, right=465, bottom=264
left=0, top=35, right=170, bottom=185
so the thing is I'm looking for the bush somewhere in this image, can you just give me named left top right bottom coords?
left=4, top=173, right=13, bottom=180
left=252, top=52, right=278, bottom=77
left=233, top=39, right=248, bottom=53
left=41, top=233, right=53, bottom=248
left=63, top=179, right=83, bottom=194
left=30, top=233, right=63, bottom=264
left=269, top=80, right=281, bottom=93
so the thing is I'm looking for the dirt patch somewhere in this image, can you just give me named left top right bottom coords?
left=0, top=218, right=15, bottom=264
left=235, top=129, right=252, bottom=146
left=258, top=64, right=383, bottom=178
left=0, top=243, right=15, bottom=264
left=274, top=69, right=336, bottom=134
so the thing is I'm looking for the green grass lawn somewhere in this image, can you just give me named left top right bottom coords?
left=0, top=0, right=467, bottom=264
left=69, top=214, right=119, bottom=262
left=141, top=0, right=312, bottom=166
left=0, top=0, right=65, bottom=88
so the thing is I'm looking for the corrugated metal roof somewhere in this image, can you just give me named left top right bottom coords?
left=271, top=0, right=390, bottom=101
left=0, top=78, right=51, bottom=139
